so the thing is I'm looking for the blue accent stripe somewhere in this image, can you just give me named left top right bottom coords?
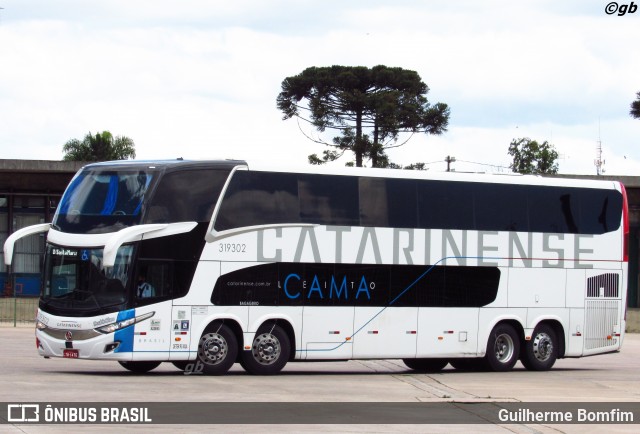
left=113, top=309, right=135, bottom=353
left=297, top=255, right=502, bottom=353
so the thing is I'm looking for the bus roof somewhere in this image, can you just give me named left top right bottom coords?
left=244, top=161, right=621, bottom=191
left=81, top=159, right=247, bottom=172
left=78, top=159, right=621, bottom=191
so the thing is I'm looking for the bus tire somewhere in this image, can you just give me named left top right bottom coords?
left=118, top=361, right=161, bottom=373
left=197, top=323, right=238, bottom=375
left=403, top=358, right=448, bottom=372
left=521, top=324, right=558, bottom=371
left=485, top=323, right=520, bottom=372
left=241, top=324, right=290, bottom=375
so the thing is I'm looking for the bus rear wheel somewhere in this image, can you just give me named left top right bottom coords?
left=118, top=361, right=161, bottom=373
left=521, top=324, right=558, bottom=371
left=403, top=358, right=448, bottom=372
left=485, top=323, right=520, bottom=372
left=197, top=323, right=238, bottom=375
left=241, top=324, right=290, bottom=375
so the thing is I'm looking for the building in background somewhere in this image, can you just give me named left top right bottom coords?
left=0, top=160, right=85, bottom=296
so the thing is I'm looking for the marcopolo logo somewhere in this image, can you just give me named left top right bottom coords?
left=605, top=2, right=638, bottom=15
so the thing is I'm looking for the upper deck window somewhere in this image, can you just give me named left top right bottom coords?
left=214, top=170, right=623, bottom=235
left=145, top=169, right=232, bottom=224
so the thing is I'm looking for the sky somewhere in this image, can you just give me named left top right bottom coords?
left=0, top=0, right=639, bottom=175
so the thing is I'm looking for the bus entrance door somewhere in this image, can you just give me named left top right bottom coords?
left=169, top=306, right=193, bottom=359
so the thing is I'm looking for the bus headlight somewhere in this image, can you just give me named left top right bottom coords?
left=36, top=321, right=47, bottom=331
left=95, top=311, right=155, bottom=334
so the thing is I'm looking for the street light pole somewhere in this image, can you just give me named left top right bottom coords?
left=445, top=155, right=456, bottom=172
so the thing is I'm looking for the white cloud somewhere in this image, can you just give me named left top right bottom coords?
left=0, top=0, right=638, bottom=177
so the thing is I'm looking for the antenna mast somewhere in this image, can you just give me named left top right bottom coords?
left=594, top=120, right=605, bottom=175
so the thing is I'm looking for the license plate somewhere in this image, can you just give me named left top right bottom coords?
left=63, top=349, right=79, bottom=358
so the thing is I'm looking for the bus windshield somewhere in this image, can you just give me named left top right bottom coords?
left=53, top=170, right=154, bottom=234
left=41, top=245, right=134, bottom=315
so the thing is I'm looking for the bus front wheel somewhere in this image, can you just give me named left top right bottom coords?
left=521, top=324, right=558, bottom=371
left=485, top=323, right=520, bottom=372
left=241, top=324, right=290, bottom=375
left=118, top=361, right=161, bottom=373
left=197, top=323, right=238, bottom=375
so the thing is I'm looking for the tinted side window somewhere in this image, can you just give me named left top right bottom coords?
left=528, top=188, right=579, bottom=234
left=135, top=261, right=170, bottom=302
left=299, top=174, right=359, bottom=226
left=475, top=184, right=528, bottom=232
left=386, top=178, right=418, bottom=228
left=417, top=181, right=474, bottom=230
left=146, top=169, right=230, bottom=223
left=413, top=266, right=501, bottom=307
left=134, top=259, right=199, bottom=306
left=577, top=189, right=623, bottom=234
left=135, top=225, right=209, bottom=304
left=359, top=177, right=389, bottom=227
left=215, top=171, right=622, bottom=235
left=211, top=263, right=500, bottom=308
left=417, top=180, right=446, bottom=229
left=215, top=171, right=300, bottom=231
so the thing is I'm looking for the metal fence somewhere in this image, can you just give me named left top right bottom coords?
left=0, top=296, right=38, bottom=326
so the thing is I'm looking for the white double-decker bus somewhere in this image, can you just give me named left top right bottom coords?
left=3, top=159, right=629, bottom=375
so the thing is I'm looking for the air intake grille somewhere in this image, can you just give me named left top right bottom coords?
left=586, top=273, right=619, bottom=298
left=585, top=300, right=620, bottom=350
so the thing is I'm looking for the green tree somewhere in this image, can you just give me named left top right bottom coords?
left=631, top=91, right=640, bottom=119
left=508, top=138, right=559, bottom=174
left=277, top=65, right=450, bottom=167
left=62, top=131, right=136, bottom=162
